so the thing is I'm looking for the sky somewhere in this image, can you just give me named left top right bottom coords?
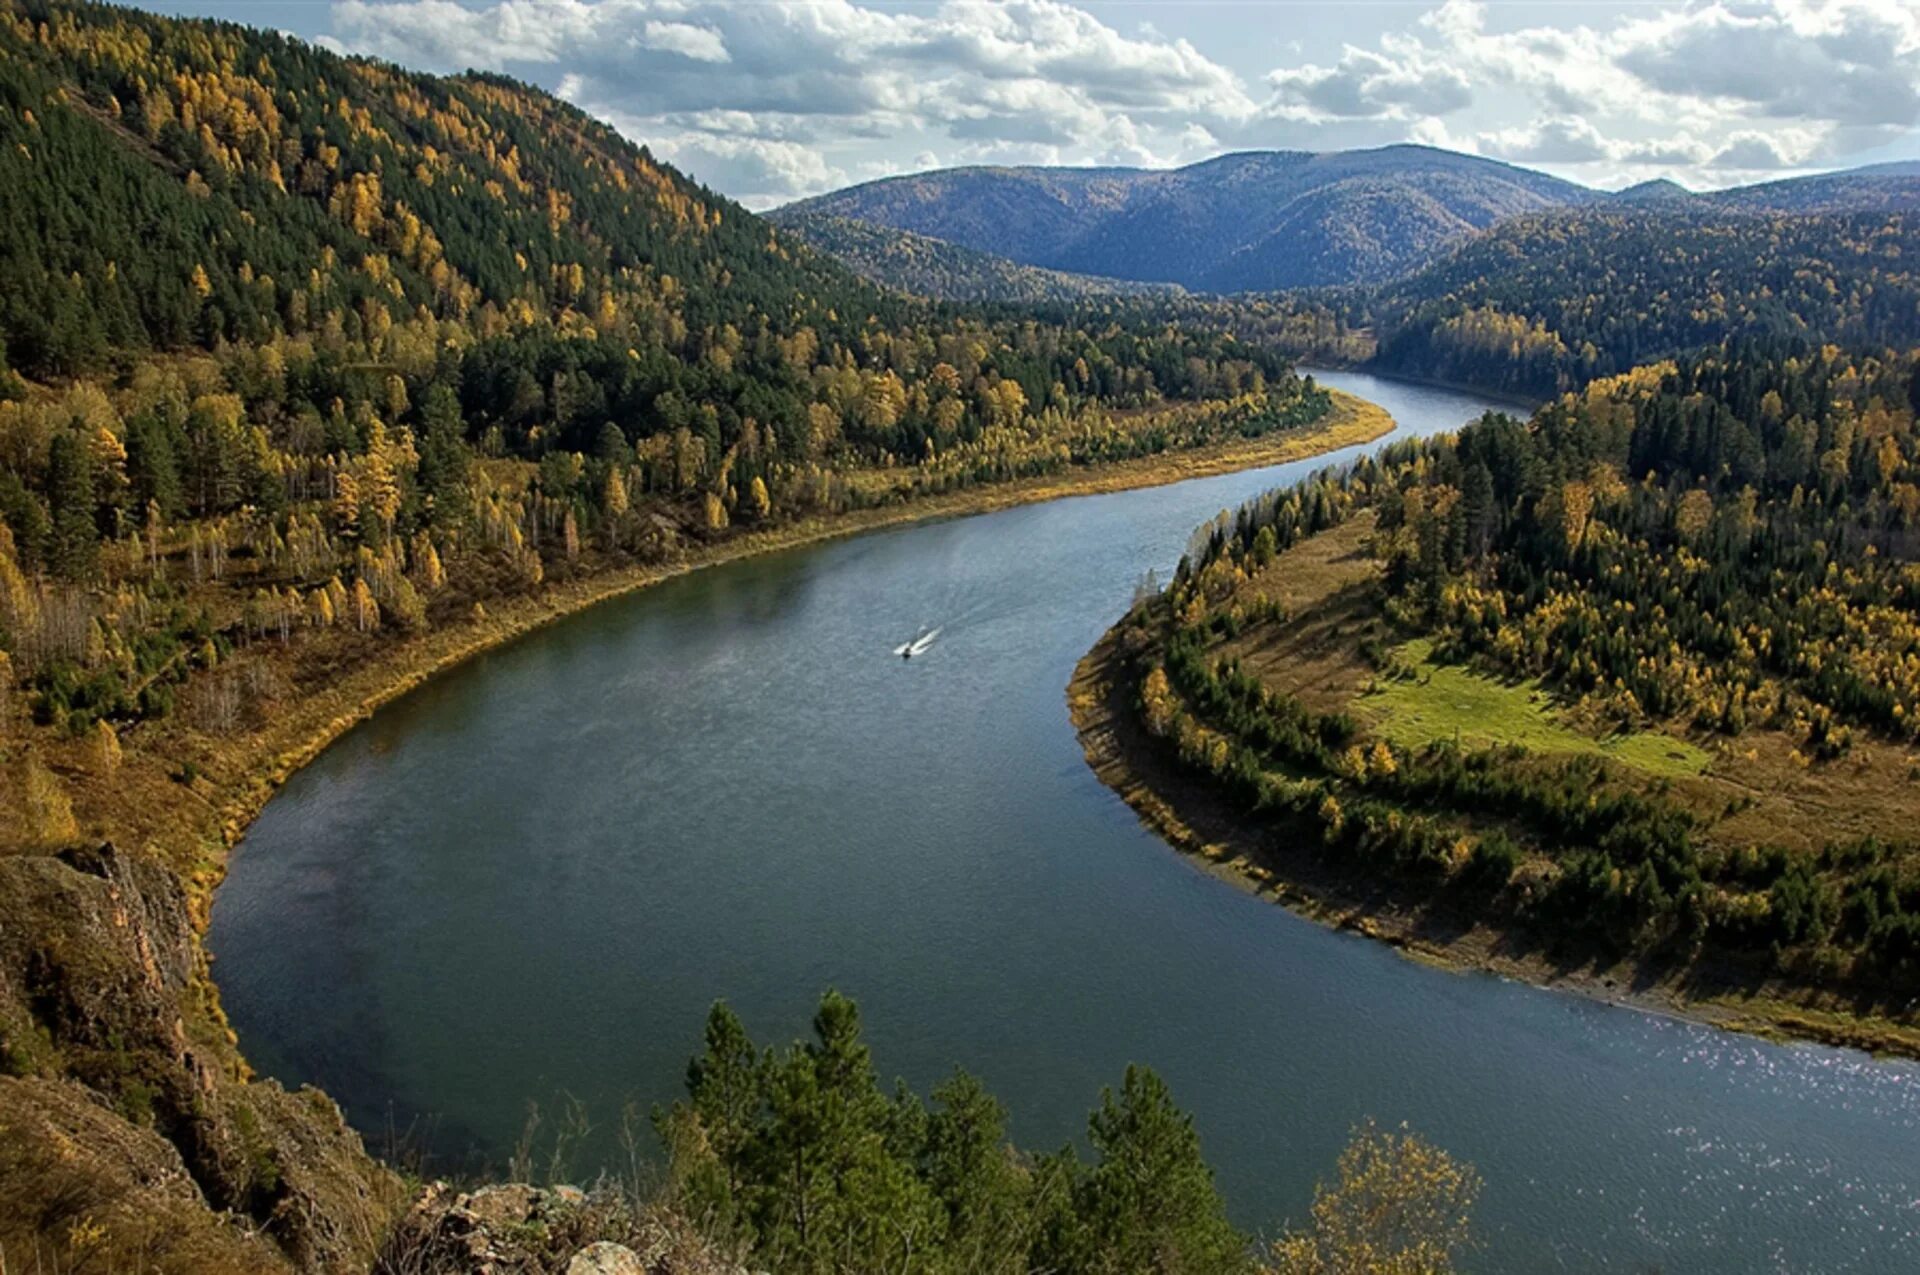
left=142, top=1, right=1920, bottom=208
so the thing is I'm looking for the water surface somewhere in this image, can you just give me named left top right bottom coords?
left=214, top=372, right=1920, bottom=1272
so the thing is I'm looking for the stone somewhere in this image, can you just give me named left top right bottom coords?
left=566, top=1240, right=647, bottom=1275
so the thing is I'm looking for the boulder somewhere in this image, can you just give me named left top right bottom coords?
left=567, top=1241, right=647, bottom=1275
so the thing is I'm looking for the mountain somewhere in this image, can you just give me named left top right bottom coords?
left=774, top=211, right=1185, bottom=303
left=781, top=150, right=1920, bottom=299
left=1612, top=178, right=1698, bottom=205
left=776, top=145, right=1595, bottom=292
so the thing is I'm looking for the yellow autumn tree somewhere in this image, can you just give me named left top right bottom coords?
left=93, top=719, right=122, bottom=772
left=1268, top=1123, right=1480, bottom=1275
left=350, top=577, right=379, bottom=632
left=23, top=749, right=79, bottom=849
left=308, top=585, right=335, bottom=628
left=1318, top=793, right=1345, bottom=841
left=603, top=467, right=629, bottom=518
left=1674, top=488, right=1714, bottom=543
left=1142, top=666, right=1177, bottom=737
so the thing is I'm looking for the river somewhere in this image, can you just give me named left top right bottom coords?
left=211, top=370, right=1920, bottom=1272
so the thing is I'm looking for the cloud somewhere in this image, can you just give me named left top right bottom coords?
left=1618, top=2, right=1919, bottom=128
left=327, top=0, right=1920, bottom=202
left=1712, top=132, right=1799, bottom=170
left=1477, top=118, right=1610, bottom=165
left=1264, top=0, right=1920, bottom=182
left=1268, top=46, right=1470, bottom=119
left=639, top=20, right=729, bottom=64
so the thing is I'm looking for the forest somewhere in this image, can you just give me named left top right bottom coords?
left=1360, top=208, right=1920, bottom=396
left=0, top=0, right=1337, bottom=757
left=1120, top=341, right=1920, bottom=1000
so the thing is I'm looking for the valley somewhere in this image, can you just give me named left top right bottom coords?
left=3, top=1, right=1920, bottom=1272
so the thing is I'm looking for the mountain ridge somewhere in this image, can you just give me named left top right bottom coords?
left=777, top=145, right=1920, bottom=294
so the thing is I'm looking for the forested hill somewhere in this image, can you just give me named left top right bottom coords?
left=1117, top=343, right=1920, bottom=1029
left=1366, top=206, right=1920, bottom=397
left=776, top=146, right=1593, bottom=291
left=0, top=0, right=879, bottom=382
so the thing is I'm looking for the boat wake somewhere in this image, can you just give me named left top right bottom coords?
left=894, top=627, right=941, bottom=659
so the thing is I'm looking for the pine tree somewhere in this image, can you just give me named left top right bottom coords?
left=1051, top=1066, right=1248, bottom=1274
left=45, top=431, right=99, bottom=580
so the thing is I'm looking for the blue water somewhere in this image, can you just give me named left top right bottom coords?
left=213, top=372, right=1920, bottom=1272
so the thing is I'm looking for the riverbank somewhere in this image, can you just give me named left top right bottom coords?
left=0, top=387, right=1394, bottom=1271
left=193, top=388, right=1392, bottom=901
left=1067, top=622, right=1920, bottom=1062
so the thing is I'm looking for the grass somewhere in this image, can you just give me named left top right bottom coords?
left=1359, top=638, right=1711, bottom=778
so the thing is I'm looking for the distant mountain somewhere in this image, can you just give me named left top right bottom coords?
left=774, top=212, right=1184, bottom=303
left=1612, top=178, right=1698, bottom=205
left=782, top=148, right=1920, bottom=298
left=776, top=146, right=1594, bottom=292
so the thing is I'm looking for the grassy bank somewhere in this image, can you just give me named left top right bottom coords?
left=1067, top=509, right=1920, bottom=1062
left=1069, top=623, right=1920, bottom=1060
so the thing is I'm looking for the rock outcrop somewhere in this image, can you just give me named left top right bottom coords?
left=382, top=1181, right=753, bottom=1274
left=0, top=843, right=402, bottom=1271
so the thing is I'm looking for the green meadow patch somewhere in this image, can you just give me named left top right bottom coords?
left=1360, top=639, right=1710, bottom=778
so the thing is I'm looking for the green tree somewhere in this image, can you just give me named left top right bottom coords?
left=1049, top=1065, right=1249, bottom=1275
left=923, top=1069, right=1030, bottom=1272
left=416, top=385, right=472, bottom=531
left=45, top=430, right=98, bottom=579
left=126, top=413, right=184, bottom=521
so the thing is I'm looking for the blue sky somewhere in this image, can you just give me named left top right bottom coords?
left=142, top=1, right=1920, bottom=206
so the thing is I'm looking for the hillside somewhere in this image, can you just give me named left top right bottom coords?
left=1366, top=206, right=1920, bottom=395
left=772, top=211, right=1185, bottom=303
left=1084, top=343, right=1920, bottom=1054
left=0, top=2, right=904, bottom=385
left=776, top=145, right=1594, bottom=291
left=1708, top=166, right=1920, bottom=215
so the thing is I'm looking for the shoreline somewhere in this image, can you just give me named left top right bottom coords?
left=192, top=388, right=1395, bottom=911
left=1066, top=622, right=1920, bottom=1063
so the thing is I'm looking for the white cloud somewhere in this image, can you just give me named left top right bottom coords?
left=1264, top=0, right=1920, bottom=183
left=326, top=0, right=1920, bottom=202
left=639, top=20, right=729, bottom=64
left=1268, top=46, right=1470, bottom=119
left=1477, top=117, right=1612, bottom=165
